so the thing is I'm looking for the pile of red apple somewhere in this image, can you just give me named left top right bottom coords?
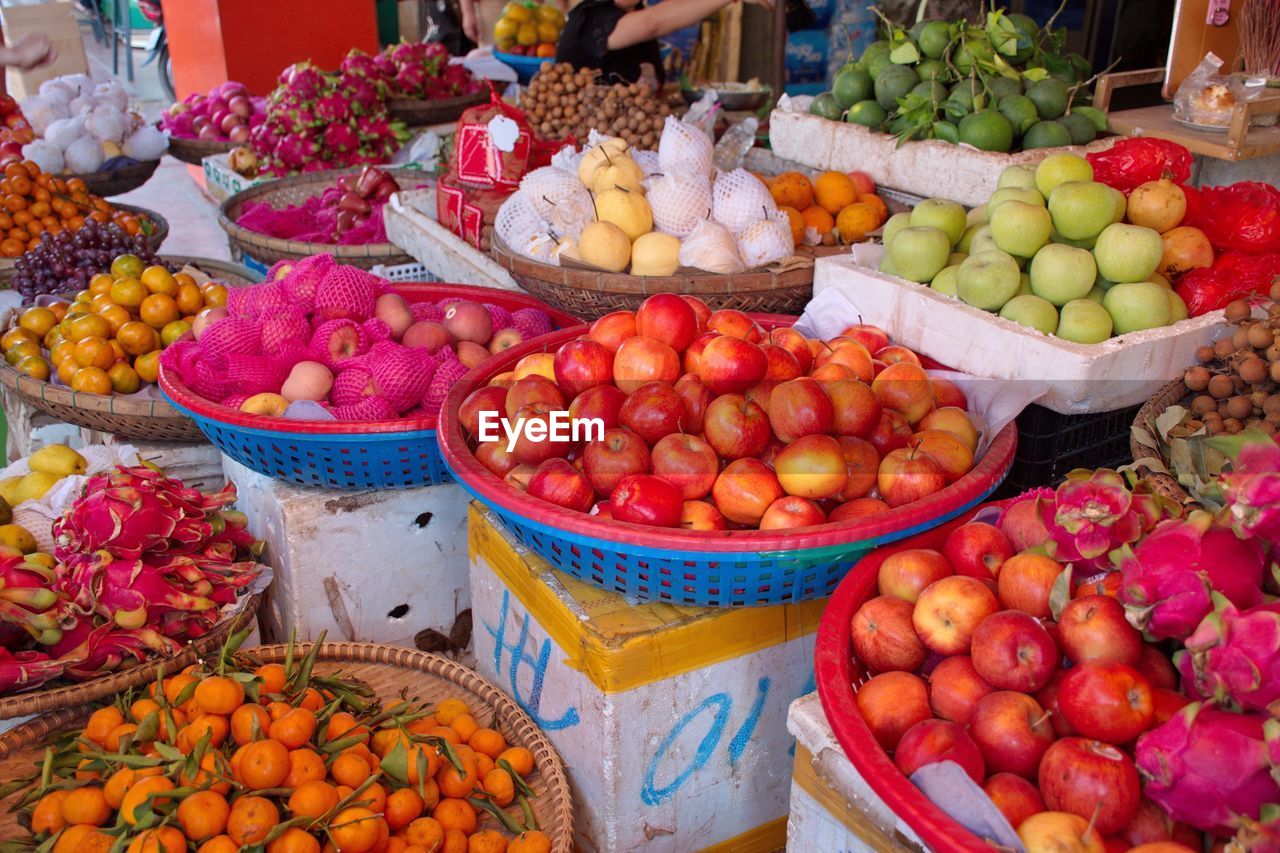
left=456, top=293, right=983, bottom=531
left=851, top=517, right=1199, bottom=852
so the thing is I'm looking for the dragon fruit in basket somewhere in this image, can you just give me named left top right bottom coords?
left=1175, top=597, right=1280, bottom=715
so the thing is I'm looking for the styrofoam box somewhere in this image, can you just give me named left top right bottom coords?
left=768, top=109, right=1120, bottom=208
left=383, top=191, right=519, bottom=291
left=787, top=692, right=926, bottom=852
left=469, top=504, right=823, bottom=853
left=812, top=250, right=1226, bottom=414
left=202, top=153, right=272, bottom=204
left=221, top=457, right=471, bottom=650
left=86, top=434, right=224, bottom=490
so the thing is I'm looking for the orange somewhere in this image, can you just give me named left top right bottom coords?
left=468, top=830, right=508, bottom=853
left=442, top=830, right=468, bottom=853
left=102, top=767, right=136, bottom=808
left=119, top=775, right=174, bottom=824
left=31, top=789, right=69, bottom=834
left=227, top=795, right=280, bottom=845
left=298, top=687, right=325, bottom=712
left=141, top=266, right=178, bottom=296
left=497, top=747, right=534, bottom=778
left=195, top=676, right=245, bottom=716
left=14, top=355, right=50, bottom=380
left=83, top=707, right=125, bottom=747
left=330, top=807, right=384, bottom=853
left=254, top=663, right=287, bottom=696
left=432, top=799, right=477, bottom=835
left=800, top=205, right=836, bottom=237
left=267, top=828, right=322, bottom=853
left=448, top=714, right=478, bottom=743
left=107, top=362, right=141, bottom=394
left=325, top=712, right=368, bottom=745
left=238, top=738, right=290, bottom=789
left=51, top=825, right=95, bottom=853
left=436, top=752, right=478, bottom=799
left=116, top=321, right=159, bottom=357
left=405, top=817, right=445, bottom=849
left=89, top=293, right=116, bottom=315
left=108, top=278, right=146, bottom=309
left=480, top=768, right=515, bottom=807
left=1, top=327, right=38, bottom=350
left=160, top=319, right=191, bottom=346
left=813, top=172, right=858, bottom=216
left=133, top=350, right=160, bottom=384
left=269, top=707, right=317, bottom=749
left=126, top=826, right=186, bottom=853
left=405, top=715, right=439, bottom=735
left=201, top=283, right=228, bottom=307
left=330, top=750, right=372, bottom=788
left=18, top=306, right=56, bottom=337
left=474, top=752, right=495, bottom=779
left=858, top=193, right=888, bottom=224
left=405, top=745, right=442, bottom=787
left=64, top=313, right=111, bottom=343
left=361, top=781, right=387, bottom=816
left=48, top=303, right=69, bottom=322
left=88, top=273, right=115, bottom=296
left=266, top=701, right=293, bottom=723
left=139, top=294, right=179, bottom=328
left=288, top=779, right=340, bottom=819
left=508, top=831, right=552, bottom=853
left=284, top=748, right=327, bottom=787
left=177, top=790, right=231, bottom=841
left=73, top=336, right=115, bottom=370
left=780, top=206, right=805, bottom=244
left=129, top=698, right=160, bottom=723
left=836, top=203, right=881, bottom=243
left=424, top=725, right=460, bottom=746
left=433, top=698, right=470, bottom=725
left=61, top=785, right=111, bottom=826
left=769, top=172, right=814, bottom=210
left=99, top=305, right=131, bottom=335
left=468, top=728, right=506, bottom=760
left=164, top=672, right=198, bottom=704
left=371, top=728, right=409, bottom=758
left=385, top=787, right=425, bottom=830
left=179, top=751, right=230, bottom=795
left=198, top=838, right=240, bottom=853
left=176, top=282, right=204, bottom=315
left=103, top=722, right=138, bottom=752
left=231, top=703, right=272, bottom=745
left=74, top=758, right=102, bottom=781
left=70, top=829, right=113, bottom=853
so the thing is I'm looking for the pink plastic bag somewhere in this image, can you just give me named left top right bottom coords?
left=1183, top=182, right=1280, bottom=254
left=1086, top=138, right=1193, bottom=193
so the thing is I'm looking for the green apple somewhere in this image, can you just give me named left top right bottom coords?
left=889, top=226, right=952, bottom=282
left=880, top=253, right=898, bottom=275
left=1093, top=223, right=1163, bottom=283
left=1110, top=187, right=1127, bottom=224
left=957, top=250, right=1022, bottom=311
left=882, top=212, right=913, bottom=247
left=1050, top=227, right=1097, bottom=250
left=1056, top=298, right=1113, bottom=343
left=1017, top=273, right=1032, bottom=295
left=1034, top=152, right=1093, bottom=198
left=988, top=186, right=1045, bottom=212
left=966, top=205, right=988, bottom=227
left=1000, top=294, right=1059, bottom=334
left=910, top=199, right=967, bottom=247
left=998, top=164, right=1038, bottom=190
left=1085, top=286, right=1106, bottom=303
left=1103, top=281, right=1172, bottom=334
left=1167, top=289, right=1188, bottom=322
left=1029, top=243, right=1096, bottom=305
left=968, top=226, right=1000, bottom=256
left=931, top=264, right=962, bottom=296
left=1149, top=272, right=1171, bottom=288
left=948, top=252, right=968, bottom=266
left=958, top=224, right=985, bottom=253
left=990, top=200, right=1051, bottom=257
left=1048, top=181, right=1115, bottom=241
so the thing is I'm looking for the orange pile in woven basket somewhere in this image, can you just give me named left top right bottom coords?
left=0, top=160, right=152, bottom=257
left=766, top=170, right=889, bottom=246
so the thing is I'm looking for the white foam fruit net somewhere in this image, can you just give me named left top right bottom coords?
left=634, top=149, right=661, bottom=177
left=658, top=116, right=714, bottom=179
left=738, top=215, right=794, bottom=269
left=521, top=166, right=588, bottom=219
left=712, top=168, right=779, bottom=235
left=496, top=191, right=551, bottom=259
left=545, top=188, right=595, bottom=241
left=650, top=173, right=712, bottom=238
left=679, top=219, right=746, bottom=274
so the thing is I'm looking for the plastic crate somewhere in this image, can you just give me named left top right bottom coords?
left=998, top=402, right=1142, bottom=497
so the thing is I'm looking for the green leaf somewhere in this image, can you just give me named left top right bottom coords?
left=986, top=12, right=1020, bottom=56
left=932, top=121, right=960, bottom=143
left=1072, top=106, right=1108, bottom=131
left=379, top=740, right=410, bottom=784
left=1048, top=564, right=1075, bottom=621
left=890, top=42, right=920, bottom=64
left=1022, top=66, right=1050, bottom=82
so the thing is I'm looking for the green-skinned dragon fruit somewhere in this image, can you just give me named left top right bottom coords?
left=1211, top=430, right=1280, bottom=546
left=1038, top=468, right=1179, bottom=573
left=1175, top=596, right=1280, bottom=715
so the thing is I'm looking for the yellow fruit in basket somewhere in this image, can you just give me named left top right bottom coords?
left=201, top=283, right=228, bottom=308
left=109, top=278, right=146, bottom=309
left=73, top=336, right=115, bottom=370
left=161, top=319, right=192, bottom=347
left=89, top=273, right=115, bottom=296
left=517, top=23, right=538, bottom=45
left=594, top=188, right=653, bottom=241
left=18, top=306, right=56, bottom=338
left=13, top=472, right=60, bottom=504
left=110, top=254, right=145, bottom=280
left=503, top=1, right=532, bottom=22
left=90, top=293, right=116, bottom=315
left=514, top=352, right=556, bottom=381
left=117, top=322, right=159, bottom=357
left=2, top=327, right=36, bottom=351
left=55, top=358, right=76, bottom=385
left=494, top=17, right=519, bottom=41
left=29, top=444, right=86, bottom=477
left=5, top=339, right=40, bottom=364
left=536, top=21, right=560, bottom=42
left=100, top=305, right=131, bottom=336
left=43, top=327, right=63, bottom=351
left=64, top=313, right=111, bottom=343
left=0, top=477, right=20, bottom=505
left=134, top=350, right=161, bottom=384
left=241, top=393, right=289, bottom=417
left=0, top=524, right=37, bottom=553
left=14, top=356, right=50, bottom=381
left=140, top=294, right=179, bottom=329
left=837, top=202, right=881, bottom=243
left=141, top=266, right=178, bottom=296
left=71, top=366, right=112, bottom=395
left=630, top=232, right=682, bottom=277
left=579, top=221, right=632, bottom=272
left=176, top=282, right=203, bottom=315
left=536, top=4, right=564, bottom=25
left=108, top=362, right=141, bottom=394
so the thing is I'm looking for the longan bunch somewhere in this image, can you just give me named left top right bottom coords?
left=521, top=62, right=591, bottom=142
left=521, top=63, right=671, bottom=148
left=1180, top=282, right=1280, bottom=437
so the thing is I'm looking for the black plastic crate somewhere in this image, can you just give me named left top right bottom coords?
left=996, top=403, right=1141, bottom=497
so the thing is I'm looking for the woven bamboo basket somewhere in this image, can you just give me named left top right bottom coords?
left=0, top=594, right=260, bottom=720
left=166, top=135, right=236, bottom=166
left=219, top=167, right=430, bottom=269
left=70, top=159, right=161, bottom=198
left=0, top=204, right=166, bottom=284
left=0, top=642, right=574, bottom=851
left=1131, top=378, right=1196, bottom=506
left=387, top=89, right=488, bottom=126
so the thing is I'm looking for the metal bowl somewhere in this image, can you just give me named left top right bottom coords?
left=680, top=85, right=771, bottom=111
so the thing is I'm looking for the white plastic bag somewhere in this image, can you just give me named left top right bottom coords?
left=678, top=219, right=745, bottom=274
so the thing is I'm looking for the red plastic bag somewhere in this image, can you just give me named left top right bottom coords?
left=1183, top=182, right=1280, bottom=254
left=1175, top=251, right=1280, bottom=315
left=1085, top=138, right=1193, bottom=193
left=451, top=87, right=560, bottom=191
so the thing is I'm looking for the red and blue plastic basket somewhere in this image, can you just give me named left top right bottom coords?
left=814, top=499, right=1014, bottom=852
left=159, top=283, right=581, bottom=491
left=438, top=320, right=1019, bottom=607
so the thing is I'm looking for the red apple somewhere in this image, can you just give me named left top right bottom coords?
left=679, top=295, right=711, bottom=332
left=553, top=339, right=614, bottom=397
left=838, top=323, right=889, bottom=354
left=591, top=501, right=613, bottom=519
left=759, top=495, right=827, bottom=530
left=682, top=331, right=718, bottom=375
left=894, top=719, right=985, bottom=784
left=613, top=335, right=681, bottom=393
left=504, top=464, right=536, bottom=491
left=1017, top=812, right=1105, bottom=853
left=635, top=293, right=698, bottom=351
left=758, top=438, right=785, bottom=469
left=767, top=327, right=813, bottom=373
left=1034, top=671, right=1076, bottom=738
left=489, top=328, right=524, bottom=353
left=651, top=433, right=718, bottom=500
left=928, top=655, right=992, bottom=725
left=1136, top=645, right=1178, bottom=691
left=672, top=374, right=714, bottom=433
left=969, top=691, right=1056, bottom=778
left=476, top=441, right=519, bottom=478
left=910, top=430, right=974, bottom=483
left=582, top=428, right=651, bottom=497
left=999, top=496, right=1053, bottom=553
left=1038, top=738, right=1141, bottom=836
left=912, top=575, right=1000, bottom=655
left=504, top=375, right=565, bottom=419
left=872, top=361, right=934, bottom=424
left=878, top=548, right=952, bottom=603
left=767, top=377, right=835, bottom=443
left=1121, top=798, right=1198, bottom=848
left=930, top=377, right=968, bottom=409
left=878, top=446, right=947, bottom=508
left=847, top=172, right=875, bottom=196
left=761, top=343, right=803, bottom=381
left=460, top=385, right=508, bottom=439
left=875, top=344, right=923, bottom=367
left=984, top=773, right=1046, bottom=829
left=609, top=474, right=683, bottom=527
left=745, top=380, right=775, bottom=414
left=1058, top=661, right=1154, bottom=744
left=680, top=499, right=726, bottom=531
left=828, top=497, right=890, bottom=522
left=711, top=458, right=784, bottom=527
left=527, top=458, right=595, bottom=512
left=855, top=671, right=931, bottom=750
left=508, top=403, right=573, bottom=465
left=707, top=308, right=760, bottom=341
left=568, top=384, right=627, bottom=431
left=1058, top=594, right=1142, bottom=667
left=1150, top=688, right=1192, bottom=728
left=826, top=379, right=881, bottom=439
left=814, top=339, right=874, bottom=382
left=618, top=382, right=687, bottom=445
left=703, top=393, right=771, bottom=460
left=943, top=522, right=1015, bottom=581
left=810, top=362, right=857, bottom=384
left=774, top=434, right=848, bottom=499
left=918, top=407, right=979, bottom=453
left=971, top=610, right=1059, bottom=693
left=996, top=553, right=1068, bottom=619
left=850, top=595, right=927, bottom=673
left=867, top=409, right=914, bottom=456
left=698, top=336, right=768, bottom=394
left=588, top=310, right=638, bottom=353
left=835, top=435, right=880, bottom=502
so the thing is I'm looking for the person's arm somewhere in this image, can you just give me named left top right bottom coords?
left=607, top=0, right=772, bottom=50
left=459, top=0, right=481, bottom=44
left=0, top=33, right=56, bottom=70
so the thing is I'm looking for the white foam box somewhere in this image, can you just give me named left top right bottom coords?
left=787, top=692, right=926, bottom=852
left=768, top=109, right=1120, bottom=208
left=811, top=250, right=1227, bottom=414
left=383, top=191, right=519, bottom=291
left=220, top=457, right=471, bottom=651
left=202, top=154, right=273, bottom=204
left=84, top=434, right=224, bottom=489
left=468, top=504, right=824, bottom=852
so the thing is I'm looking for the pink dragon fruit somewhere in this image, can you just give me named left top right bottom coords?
left=59, top=551, right=216, bottom=631
left=1135, top=701, right=1280, bottom=834
left=324, top=122, right=360, bottom=154
left=51, top=621, right=179, bottom=681
left=1234, top=804, right=1280, bottom=853
left=1176, top=597, right=1280, bottom=715
left=0, top=647, right=65, bottom=693
left=1039, top=468, right=1177, bottom=572
left=277, top=62, right=327, bottom=100
left=314, top=266, right=378, bottom=322
left=1212, top=430, right=1280, bottom=545
left=0, top=556, right=65, bottom=646
left=510, top=308, right=554, bottom=340
left=315, top=92, right=352, bottom=124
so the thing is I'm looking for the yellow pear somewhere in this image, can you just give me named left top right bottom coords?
left=554, top=237, right=580, bottom=264
left=0, top=477, right=21, bottom=506
left=577, top=138, right=631, bottom=187
left=579, top=221, right=632, bottom=272
left=594, top=188, right=653, bottom=241
left=630, top=232, right=682, bottom=277
left=0, top=523, right=36, bottom=554
left=240, top=393, right=290, bottom=417
left=588, top=153, right=645, bottom=195
left=28, top=444, right=86, bottom=477
left=12, top=472, right=60, bottom=504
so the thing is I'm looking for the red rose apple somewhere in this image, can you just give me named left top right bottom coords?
left=911, top=430, right=975, bottom=484
left=682, top=332, right=717, bottom=375
left=1136, top=644, right=1178, bottom=691
left=1034, top=670, right=1076, bottom=738
left=894, top=719, right=985, bottom=784
left=504, top=375, right=565, bottom=419
left=838, top=323, right=889, bottom=354
left=828, top=497, right=890, bottom=523
left=774, top=434, right=849, bottom=500
left=707, top=308, right=760, bottom=341
left=814, top=339, right=874, bottom=382
left=875, top=344, right=923, bottom=367
left=1038, top=738, right=1141, bottom=836
left=680, top=500, right=726, bottom=531
left=855, top=671, right=931, bottom=751
left=970, top=610, right=1060, bottom=693
left=766, top=327, right=813, bottom=373
left=918, top=406, right=979, bottom=453
left=872, top=361, right=934, bottom=424
left=878, top=446, right=947, bottom=508
left=759, top=495, right=827, bottom=530
left=460, top=385, right=508, bottom=439
left=996, top=553, right=1068, bottom=619
left=698, top=336, right=768, bottom=394
left=835, top=435, right=880, bottom=502
left=850, top=595, right=927, bottom=674
left=553, top=339, right=614, bottom=397
left=568, top=384, right=627, bottom=431
left=672, top=374, right=713, bottom=434
left=762, top=344, right=803, bottom=382
left=826, top=379, right=882, bottom=439
left=508, top=403, right=573, bottom=465
left=930, top=376, right=967, bottom=409
left=767, top=377, right=835, bottom=443
left=679, top=295, right=711, bottom=332
left=1058, top=661, right=1154, bottom=744
left=609, top=474, right=683, bottom=527
left=867, top=409, right=914, bottom=457
left=476, top=441, right=519, bottom=478
left=587, top=310, right=637, bottom=353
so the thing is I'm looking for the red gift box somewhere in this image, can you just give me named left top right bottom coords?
left=437, top=168, right=512, bottom=251
left=451, top=90, right=559, bottom=191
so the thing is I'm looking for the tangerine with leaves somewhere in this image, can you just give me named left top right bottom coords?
left=238, top=737, right=290, bottom=789
left=119, top=775, right=174, bottom=824
left=269, top=705, right=317, bottom=749
left=254, top=662, right=287, bottom=696
left=267, top=827, right=323, bottom=853
left=61, top=786, right=111, bottom=826
left=386, top=787, right=426, bottom=830
left=194, top=675, right=245, bottom=716
left=284, top=747, right=327, bottom=786
left=196, top=837, right=239, bottom=853
left=230, top=702, right=271, bottom=745
left=126, top=826, right=186, bottom=853
left=433, top=798, right=479, bottom=835
left=288, top=779, right=341, bottom=819
left=31, top=790, right=69, bottom=834
left=226, top=795, right=279, bottom=845
left=176, top=790, right=230, bottom=841
left=330, top=806, right=385, bottom=853
left=509, top=831, right=553, bottom=853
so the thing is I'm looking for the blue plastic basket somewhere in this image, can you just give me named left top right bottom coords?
left=495, top=51, right=552, bottom=83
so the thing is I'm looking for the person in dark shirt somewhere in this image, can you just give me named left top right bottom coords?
left=557, top=0, right=773, bottom=85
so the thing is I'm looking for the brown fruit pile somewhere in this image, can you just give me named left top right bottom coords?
left=521, top=63, right=670, bottom=149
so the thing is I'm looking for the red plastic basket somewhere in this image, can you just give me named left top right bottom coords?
left=813, top=499, right=1016, bottom=852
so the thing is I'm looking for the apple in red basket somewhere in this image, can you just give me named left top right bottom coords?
left=618, top=382, right=686, bottom=445
left=582, top=428, right=651, bottom=497
left=712, top=458, right=784, bottom=527
left=996, top=553, right=1067, bottom=619
left=504, top=464, right=536, bottom=491
left=460, top=385, right=508, bottom=439
left=609, top=474, right=683, bottom=527
left=928, top=655, right=992, bottom=725
left=1058, top=661, right=1154, bottom=744
left=768, top=377, right=834, bottom=442
left=814, top=339, right=874, bottom=382
left=651, top=433, right=718, bottom=500
left=504, top=375, right=565, bottom=419
left=835, top=435, right=879, bottom=502
left=635, top=293, right=698, bottom=351
left=568, top=384, right=627, bottom=432
left=553, top=339, right=614, bottom=397
left=680, top=500, right=726, bottom=531
left=829, top=497, right=890, bottom=523
left=919, top=407, right=979, bottom=453
left=1038, top=738, right=1141, bottom=835
left=1033, top=671, right=1075, bottom=738
left=998, top=496, right=1053, bottom=553
left=827, top=379, right=881, bottom=439
left=930, top=377, right=968, bottom=410
left=969, top=691, right=1055, bottom=778
left=1017, top=813, right=1105, bottom=853
left=850, top=595, right=927, bottom=673
left=839, top=324, right=890, bottom=355
left=707, top=308, right=760, bottom=341
left=682, top=332, right=717, bottom=375
left=614, top=336, right=680, bottom=393
left=872, top=362, right=934, bottom=424
left=672, top=374, right=713, bottom=434
left=876, top=345, right=922, bottom=367
left=509, top=403, right=573, bottom=465
left=894, top=719, right=985, bottom=784
left=588, top=310, right=637, bottom=353
left=878, top=447, right=946, bottom=508
left=912, top=575, right=1000, bottom=656
left=762, top=343, right=803, bottom=382
left=1058, top=595, right=1142, bottom=667
left=704, top=394, right=771, bottom=460
left=745, top=380, right=775, bottom=414
left=855, top=671, right=932, bottom=751
left=942, top=522, right=1014, bottom=580
left=810, top=362, right=856, bottom=385
left=759, top=495, right=827, bottom=530
left=527, top=458, right=595, bottom=512
left=867, top=409, right=913, bottom=456
left=1122, top=798, right=1198, bottom=849
left=1136, top=645, right=1178, bottom=691
left=971, top=610, right=1059, bottom=692
left=767, top=327, right=812, bottom=373
left=680, top=295, right=711, bottom=332
left=489, top=328, right=524, bottom=353
left=984, top=773, right=1046, bottom=829
left=1150, top=688, right=1192, bottom=728
left=403, top=321, right=452, bottom=352
left=698, top=336, right=768, bottom=394
left=878, top=548, right=952, bottom=603
left=774, top=435, right=848, bottom=499
left=911, top=431, right=974, bottom=484
left=475, top=441, right=519, bottom=478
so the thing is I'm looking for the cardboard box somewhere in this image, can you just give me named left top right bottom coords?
left=1, top=1, right=90, bottom=100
